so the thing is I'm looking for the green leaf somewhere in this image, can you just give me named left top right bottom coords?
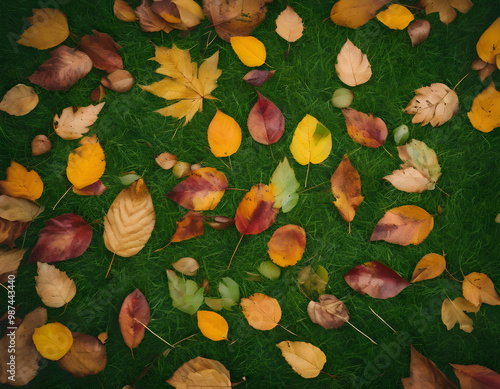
left=270, top=157, right=300, bottom=213
left=298, top=265, right=329, bottom=296
left=219, top=277, right=240, bottom=303
left=166, top=269, right=204, bottom=314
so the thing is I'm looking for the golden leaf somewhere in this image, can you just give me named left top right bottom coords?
left=289, top=114, right=332, bottom=166
left=0, top=84, right=39, bottom=116
left=207, top=109, right=242, bottom=157
left=230, top=36, right=266, bottom=67
left=267, top=225, right=306, bottom=267
left=166, top=356, right=231, bottom=388
left=476, top=16, right=500, bottom=66
left=467, top=81, right=500, bottom=133
left=240, top=293, right=281, bottom=330
left=32, top=322, right=73, bottom=361
left=17, top=9, right=69, bottom=50
left=197, top=311, right=229, bottom=341
left=411, top=253, right=446, bottom=283
left=276, top=341, right=327, bottom=379
left=463, top=272, right=500, bottom=307
left=330, top=0, right=391, bottom=29
left=376, top=4, right=414, bottom=30
left=66, top=141, right=106, bottom=189
left=35, top=262, right=76, bottom=308
left=0, top=161, right=43, bottom=201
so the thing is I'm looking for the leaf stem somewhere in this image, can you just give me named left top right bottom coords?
left=453, top=73, right=469, bottom=91
left=52, top=185, right=73, bottom=210
left=105, top=253, right=115, bottom=279
left=344, top=320, right=377, bottom=345
left=305, top=163, right=310, bottom=187
left=134, top=318, right=174, bottom=347
left=154, top=241, right=171, bottom=253
left=368, top=306, right=397, bottom=333
left=228, top=234, right=244, bottom=270
left=320, top=370, right=337, bottom=379
left=278, top=323, right=298, bottom=337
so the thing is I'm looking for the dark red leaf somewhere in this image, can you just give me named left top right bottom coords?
left=243, top=70, right=275, bottom=87
left=118, top=289, right=150, bottom=350
left=72, top=180, right=107, bottom=196
left=77, top=30, right=123, bottom=73
left=247, top=92, right=285, bottom=145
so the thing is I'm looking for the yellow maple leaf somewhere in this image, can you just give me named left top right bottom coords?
left=140, top=44, right=221, bottom=125
left=0, top=161, right=43, bottom=201
left=467, top=82, right=500, bottom=133
left=17, top=9, right=69, bottom=50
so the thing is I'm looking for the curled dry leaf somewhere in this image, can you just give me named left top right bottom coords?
left=155, top=152, right=177, bottom=170
left=197, top=310, right=228, bottom=341
left=230, top=36, right=267, bottom=67
left=247, top=92, right=285, bottom=145
left=166, top=356, right=231, bottom=388
left=411, top=253, right=446, bottom=283
left=104, top=178, right=155, bottom=257
left=471, top=58, right=496, bottom=82
left=267, top=224, right=306, bottom=267
left=205, top=215, right=234, bottom=230
left=90, top=84, right=106, bottom=102
left=151, top=0, right=204, bottom=31
left=114, top=0, right=138, bottom=21
left=243, top=69, right=275, bottom=87
left=275, top=6, right=303, bottom=43
left=330, top=0, right=391, bottom=28
left=336, top=39, right=372, bottom=87
left=57, top=332, right=107, bottom=378
left=307, top=294, right=349, bottom=329
left=441, top=297, right=479, bottom=333
left=32, top=322, right=73, bottom=361
left=0, top=218, right=31, bottom=247
left=420, top=0, right=473, bottom=25
left=66, top=140, right=106, bottom=189
left=467, top=81, right=500, bottom=133
left=134, top=0, right=172, bottom=33
left=35, top=262, right=76, bottom=308
left=462, top=272, right=500, bottom=307
left=276, top=341, right=327, bottom=379
left=240, top=293, right=281, bottom=330
left=342, top=108, right=387, bottom=148
left=119, top=289, right=150, bottom=351
left=32, top=135, right=51, bottom=156
left=408, top=20, right=431, bottom=47
left=172, top=257, right=199, bottom=276
left=451, top=364, right=500, bottom=389
left=0, top=195, right=41, bottom=222
left=0, top=84, right=39, bottom=116
left=53, top=103, right=105, bottom=140
left=101, top=70, right=135, bottom=93
left=17, top=8, right=69, bottom=50
left=0, top=161, right=43, bottom=201
left=376, top=4, right=414, bottom=30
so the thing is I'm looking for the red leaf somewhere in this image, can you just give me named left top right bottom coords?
left=170, top=211, right=205, bottom=244
left=28, top=45, right=93, bottom=91
left=77, top=30, right=123, bottom=73
left=72, top=180, right=107, bottom=196
left=28, top=213, right=92, bottom=263
left=247, top=92, right=285, bottom=145
left=451, top=364, right=500, bottom=389
left=344, top=260, right=410, bottom=299
left=341, top=107, right=387, bottom=148
left=118, top=289, right=150, bottom=350
left=235, top=184, right=277, bottom=235
left=0, top=217, right=31, bottom=247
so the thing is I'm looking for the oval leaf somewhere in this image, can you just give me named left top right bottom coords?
left=32, top=322, right=73, bottom=361
left=330, top=0, right=391, bottom=29
left=35, top=262, right=76, bottom=308
left=247, top=92, right=285, bottom=145
left=269, top=157, right=299, bottom=213
left=290, top=114, right=332, bottom=166
left=57, top=332, right=107, bottom=377
left=335, top=39, right=372, bottom=86
left=207, top=109, right=242, bottom=157
left=411, top=253, right=446, bottom=283
left=0, top=161, right=43, bottom=201
left=463, top=272, right=500, bottom=307
left=307, top=294, right=349, bottom=329
left=197, top=311, right=228, bottom=341
left=467, top=81, right=500, bottom=133
left=166, top=356, right=231, bottom=388
left=230, top=36, right=266, bottom=67
left=376, top=4, right=414, bottom=30
left=476, top=16, right=500, bottom=65
left=66, top=142, right=106, bottom=189
left=341, top=108, right=387, bottom=148
left=240, top=293, right=281, bottom=330
left=276, top=341, right=326, bottom=379
left=267, top=224, right=306, bottom=267
left=0, top=84, right=39, bottom=116
left=118, top=289, right=150, bottom=350
left=235, top=184, right=277, bottom=235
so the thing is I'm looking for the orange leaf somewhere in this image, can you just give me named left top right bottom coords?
left=267, top=224, right=306, bottom=267
left=411, top=253, right=446, bottom=283
left=118, top=289, right=150, bottom=351
left=235, top=184, right=277, bottom=235
left=66, top=141, right=106, bottom=189
left=370, top=205, right=434, bottom=246
left=330, top=153, right=363, bottom=224
left=207, top=109, right=242, bottom=157
left=240, top=293, right=281, bottom=330
left=197, top=311, right=228, bottom=341
left=463, top=272, right=500, bottom=307
left=476, top=16, right=500, bottom=65
left=451, top=364, right=500, bottom=389
left=341, top=108, right=387, bottom=148
left=170, top=211, right=205, bottom=244
left=330, top=0, right=391, bottom=29
left=0, top=161, right=43, bottom=201
left=467, top=82, right=500, bottom=133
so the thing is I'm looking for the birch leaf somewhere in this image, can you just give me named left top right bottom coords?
left=230, top=36, right=266, bottom=67
left=35, top=262, right=76, bottom=308
left=240, top=293, right=281, bottom=330
left=335, top=39, right=372, bottom=87
left=275, top=6, right=303, bottom=43
left=290, top=114, right=332, bottom=166
left=207, top=109, right=242, bottom=157
left=276, top=341, right=326, bottom=379
left=269, top=157, right=299, bottom=213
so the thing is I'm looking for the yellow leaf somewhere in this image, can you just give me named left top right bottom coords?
left=240, top=293, right=281, bottom=330
left=376, top=4, right=414, bottom=30
left=197, top=311, right=229, bottom=341
left=32, top=322, right=73, bottom=360
left=335, top=39, right=372, bottom=87
left=441, top=297, right=479, bottom=333
left=463, top=272, right=500, bottom=307
left=290, top=114, right=332, bottom=166
left=330, top=0, right=391, bottom=29
left=166, top=356, right=231, bottom=388
left=66, top=142, right=105, bottom=189
left=53, top=103, right=105, bottom=140
left=230, top=36, right=266, bottom=67
left=411, top=253, right=446, bottom=283
left=17, top=9, right=69, bottom=50
left=276, top=341, right=327, bottom=378
left=35, top=262, right=76, bottom=308
left=103, top=178, right=156, bottom=257
left=467, top=82, right=500, bottom=133
left=275, top=6, right=304, bottom=43
left=207, top=109, right=242, bottom=157
left=0, top=84, right=39, bottom=116
left=172, top=0, right=205, bottom=29
left=0, top=161, right=43, bottom=201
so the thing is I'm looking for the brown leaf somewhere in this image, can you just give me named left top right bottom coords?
left=166, top=356, right=231, bottom=388
left=307, top=294, right=349, bottom=329
left=243, top=69, right=275, bottom=87
left=135, top=0, right=172, bottom=32
left=172, top=257, right=199, bottom=276
left=0, top=217, right=31, bottom=247
left=72, top=180, right=107, bottom=196
left=170, top=211, right=205, bottom=244
left=419, top=0, right=473, bottom=25
left=101, top=70, right=135, bottom=92
left=408, top=20, right=431, bottom=47
left=335, top=39, right=372, bottom=86
left=77, top=30, right=123, bottom=73
left=0, top=84, right=39, bottom=116
left=471, top=58, right=496, bottom=82
left=463, top=272, right=500, bottom=307
left=205, top=215, right=235, bottom=230
left=451, top=364, right=500, bottom=389
left=57, top=333, right=107, bottom=377
left=331, top=153, right=363, bottom=224
left=411, top=253, right=446, bottom=283
left=119, top=289, right=150, bottom=350
left=341, top=108, right=387, bottom=148
left=114, top=0, right=138, bottom=22
left=402, top=345, right=458, bottom=388
left=330, top=0, right=391, bottom=28
left=0, top=195, right=41, bottom=222
left=155, top=152, right=177, bottom=170
left=32, top=135, right=51, bottom=156
left=28, top=46, right=93, bottom=91
left=275, top=6, right=303, bottom=43
left=0, top=248, right=26, bottom=282
left=35, top=262, right=76, bottom=308
left=247, top=91, right=285, bottom=145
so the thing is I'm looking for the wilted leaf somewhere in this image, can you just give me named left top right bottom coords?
left=307, top=294, right=349, bottom=329
left=330, top=0, right=391, bottom=28
left=53, top=103, right=105, bottom=140
left=0, top=218, right=31, bottom=247
left=441, top=297, right=479, bottom=333
left=344, top=260, right=410, bottom=299
left=155, top=0, right=205, bottom=31
left=32, top=322, right=73, bottom=361
left=104, top=178, right=155, bottom=258
left=78, top=30, right=123, bottom=73
left=467, top=82, right=500, bottom=133
left=370, top=205, right=434, bottom=246
left=90, top=85, right=106, bottom=102
left=463, top=272, right=500, bottom=307
left=72, top=180, right=107, bottom=196
left=243, top=69, right=275, bottom=87
left=57, top=333, right=107, bottom=377
left=267, top=225, right=306, bottom=267
left=0, top=161, right=43, bottom=201
left=241, top=293, right=281, bottom=330
left=230, top=36, right=266, bottom=67
left=420, top=0, right=473, bottom=25
left=402, top=345, right=458, bottom=388
left=207, top=110, right=242, bottom=157
left=411, top=253, right=446, bottom=283
left=341, top=108, right=387, bottom=148
left=172, top=257, right=199, bottom=276
left=0, top=84, right=39, bottom=116
left=167, top=269, right=204, bottom=314
left=247, top=92, right=285, bottom=145
left=290, top=114, right=332, bottom=166
left=35, top=262, right=76, bottom=308
left=376, top=4, right=414, bottom=30
left=275, top=6, right=303, bottom=43
left=119, top=289, right=150, bottom=350
left=28, top=46, right=93, bottom=91
left=451, top=364, right=500, bottom=389
left=404, top=83, right=459, bottom=127
left=235, top=184, right=277, bottom=235
left=298, top=265, right=329, bottom=296
left=66, top=141, right=105, bottom=189
left=166, top=356, right=231, bottom=387
left=336, top=39, right=372, bottom=87
left=114, top=0, right=138, bottom=21
left=276, top=341, right=326, bottom=379
left=197, top=311, right=228, bottom=341
left=476, top=16, right=500, bottom=66
left=408, top=20, right=431, bottom=47
left=269, top=157, right=299, bottom=213
left=0, top=195, right=41, bottom=222
left=205, top=277, right=240, bottom=311
left=169, top=211, right=205, bottom=244
left=17, top=9, right=69, bottom=50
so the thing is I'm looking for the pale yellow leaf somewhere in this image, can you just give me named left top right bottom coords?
left=289, top=114, right=332, bottom=166
left=335, top=39, right=372, bottom=86
left=166, top=356, right=231, bottom=388
left=441, top=297, right=479, bottom=333
left=0, top=195, right=42, bottom=222
left=276, top=341, right=327, bottom=378
left=35, top=262, right=76, bottom=308
left=0, top=84, right=39, bottom=116
left=17, top=9, right=69, bottom=50
left=54, top=103, right=105, bottom=140
left=275, top=6, right=303, bottom=43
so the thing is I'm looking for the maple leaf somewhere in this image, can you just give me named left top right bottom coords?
left=140, top=44, right=221, bottom=125
left=17, top=8, right=69, bottom=50
left=57, top=333, right=107, bottom=378
left=0, top=84, right=39, bottom=116
left=441, top=297, right=479, bottom=333
left=276, top=341, right=327, bottom=379
left=420, top=0, right=473, bottom=25
left=336, top=39, right=372, bottom=87
left=35, top=262, right=76, bottom=308
left=53, top=103, right=105, bottom=140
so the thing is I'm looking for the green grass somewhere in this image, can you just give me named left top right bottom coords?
left=1, top=0, right=500, bottom=388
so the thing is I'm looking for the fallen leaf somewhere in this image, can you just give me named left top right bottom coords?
left=0, top=195, right=41, bottom=222
left=28, top=45, right=93, bottom=91
left=134, top=0, right=172, bottom=32
left=451, top=364, right=500, bottom=389
left=241, top=293, right=281, bottom=331
left=72, top=180, right=107, bottom=196
left=53, top=103, right=105, bottom=140
left=57, top=332, right=107, bottom=378
left=169, top=211, right=205, bottom=244
left=167, top=269, right=204, bottom=314
left=331, top=153, right=364, bottom=225
left=344, top=260, right=410, bottom=299
left=114, top=0, right=138, bottom=21
left=78, top=30, right=123, bottom=73
left=203, top=0, right=272, bottom=41
left=402, top=345, right=458, bottom=388
left=0, top=161, right=43, bottom=201
left=411, top=253, right=446, bottom=283
left=408, top=20, right=431, bottom=46
left=32, top=134, right=52, bottom=156
left=155, top=152, right=177, bottom=170
left=140, top=44, right=221, bottom=125
left=267, top=224, right=306, bottom=267
left=376, top=4, right=414, bottom=30
left=172, top=257, right=199, bottom=276
left=276, top=341, right=326, bottom=379
left=330, top=87, right=354, bottom=108
left=420, top=0, right=473, bottom=25
left=441, top=297, right=479, bottom=333
left=166, top=356, right=231, bottom=387
left=119, top=289, right=150, bottom=351
left=205, top=215, right=235, bottom=230
left=467, top=81, right=500, bottom=133
left=269, top=157, right=300, bottom=213
left=0, top=218, right=31, bottom=247
left=463, top=272, right=500, bottom=307
left=101, top=69, right=135, bottom=92
left=330, top=0, right=391, bottom=28
left=471, top=58, right=496, bottom=82
left=258, top=260, right=281, bottom=280
left=0, top=307, right=47, bottom=386
left=247, top=92, right=285, bottom=145
left=298, top=265, right=329, bottom=296
left=207, top=277, right=240, bottom=310
left=476, top=17, right=500, bottom=67
left=404, top=83, right=459, bottom=127
left=66, top=141, right=106, bottom=189
left=90, top=84, right=106, bottom=102
left=17, top=8, right=69, bottom=50
left=155, top=0, right=205, bottom=31
left=370, top=205, right=434, bottom=246
left=307, top=294, right=349, bottom=329
left=35, top=262, right=76, bottom=308
left=275, top=6, right=303, bottom=43
left=230, top=36, right=266, bottom=67
left=336, top=39, right=372, bottom=87
left=0, top=248, right=26, bottom=282
left=243, top=69, right=275, bottom=87
left=235, top=184, right=277, bottom=235
left=28, top=213, right=92, bottom=264
left=341, top=108, right=387, bottom=148
left=0, top=84, right=39, bottom=116
left=104, top=178, right=155, bottom=257
left=290, top=114, right=332, bottom=166
left=384, top=139, right=442, bottom=193
left=207, top=109, right=242, bottom=157
left=197, top=310, right=228, bottom=341
left=32, top=322, right=73, bottom=361
left=98, top=332, right=108, bottom=344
